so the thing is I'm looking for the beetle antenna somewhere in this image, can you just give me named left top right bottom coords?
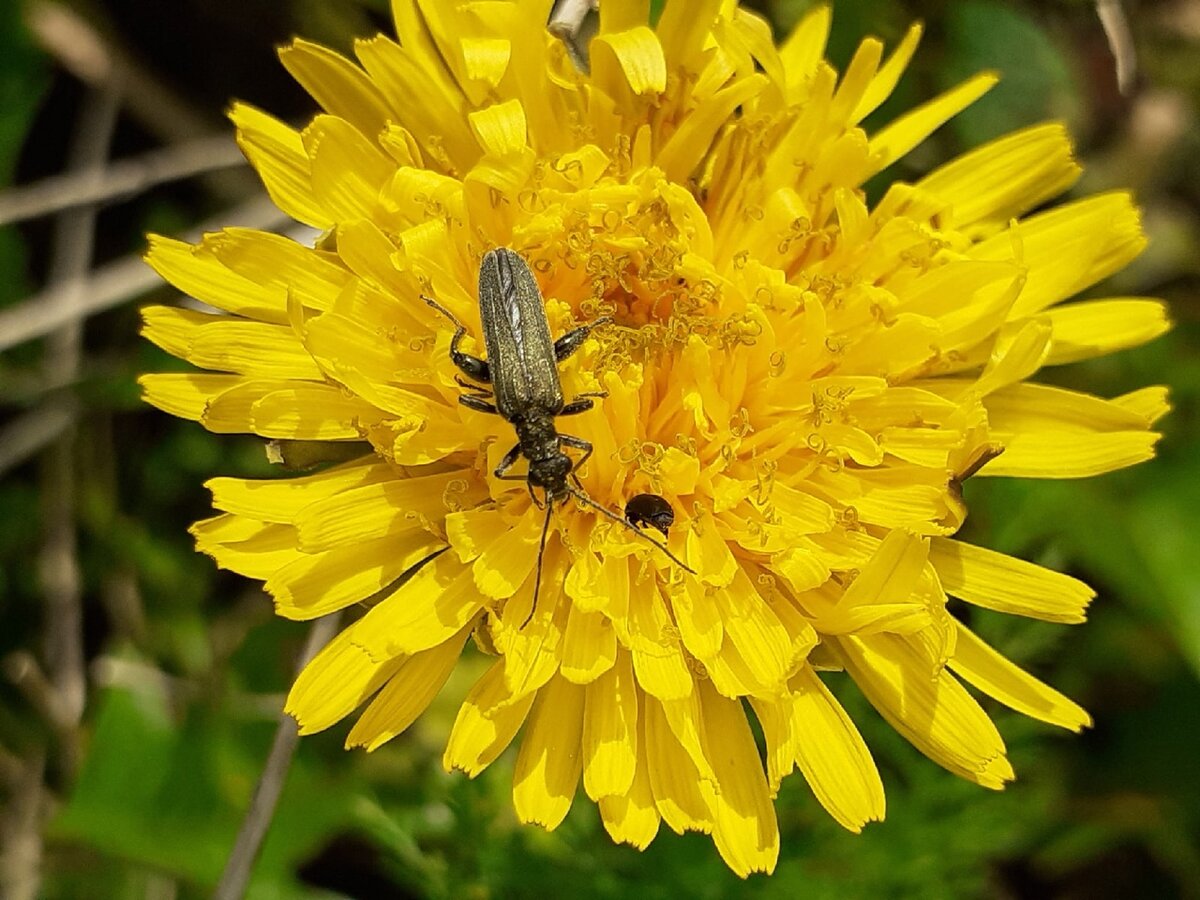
left=522, top=501, right=555, bottom=629
left=420, top=293, right=465, bottom=329
left=567, top=487, right=696, bottom=575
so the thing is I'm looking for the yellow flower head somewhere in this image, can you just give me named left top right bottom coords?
left=140, top=1, right=1170, bottom=877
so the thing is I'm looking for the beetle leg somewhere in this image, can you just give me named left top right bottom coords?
left=560, top=433, right=593, bottom=486
left=460, top=394, right=499, bottom=415
left=553, top=315, right=613, bottom=361
left=558, top=397, right=595, bottom=416
left=455, top=375, right=493, bottom=396
left=423, top=294, right=492, bottom=384
left=493, top=443, right=526, bottom=481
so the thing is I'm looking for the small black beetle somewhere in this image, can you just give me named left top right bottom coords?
left=424, top=248, right=694, bottom=624
left=625, top=493, right=675, bottom=539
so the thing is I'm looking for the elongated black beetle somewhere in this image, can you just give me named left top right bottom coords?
left=625, top=493, right=675, bottom=539
left=424, top=248, right=694, bottom=624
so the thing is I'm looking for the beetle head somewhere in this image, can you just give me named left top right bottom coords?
left=528, top=452, right=572, bottom=498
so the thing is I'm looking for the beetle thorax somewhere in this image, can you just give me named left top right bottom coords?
left=514, top=417, right=560, bottom=461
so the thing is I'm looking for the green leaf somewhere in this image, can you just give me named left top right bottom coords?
left=943, top=1, right=1082, bottom=146
left=50, top=678, right=361, bottom=895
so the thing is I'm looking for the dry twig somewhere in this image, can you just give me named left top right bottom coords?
left=0, top=135, right=246, bottom=227
left=213, top=615, right=341, bottom=900
left=548, top=0, right=598, bottom=71
left=1097, top=0, right=1138, bottom=95
left=39, top=81, right=123, bottom=776
left=0, top=406, right=76, bottom=479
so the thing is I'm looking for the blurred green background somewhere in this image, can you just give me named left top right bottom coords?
left=1, top=0, right=1197, bottom=897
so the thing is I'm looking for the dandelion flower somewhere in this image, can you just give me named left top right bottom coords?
left=141, top=1, right=1171, bottom=877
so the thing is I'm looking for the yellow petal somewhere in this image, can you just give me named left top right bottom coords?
left=346, top=624, right=472, bottom=750
left=788, top=665, right=885, bottom=832
left=659, top=691, right=717, bottom=784
left=983, top=431, right=1161, bottom=478
left=1045, top=298, right=1172, bottom=365
left=853, top=23, right=922, bottom=122
left=656, top=74, right=768, bottom=183
left=303, top=114, right=394, bottom=221
left=279, top=39, right=392, bottom=140
left=192, top=517, right=302, bottom=580
left=286, top=621, right=403, bottom=734
left=592, top=26, right=667, bottom=100
left=772, top=546, right=831, bottom=594
left=354, top=553, right=487, bottom=658
left=917, top=123, right=1080, bottom=228
left=974, top=193, right=1146, bottom=317
left=699, top=680, right=779, bottom=878
left=771, top=483, right=836, bottom=533
left=513, top=675, right=585, bottom=830
left=499, top=575, right=568, bottom=700
left=779, top=4, right=830, bottom=97
left=267, top=529, right=443, bottom=620
left=836, top=633, right=1013, bottom=789
left=467, top=98, right=528, bottom=158
left=247, top=383, right=386, bottom=440
left=203, top=228, right=351, bottom=312
left=656, top=0, right=721, bottom=70
left=598, top=0, right=650, bottom=34
left=746, top=694, right=795, bottom=794
left=725, top=9, right=785, bottom=97
left=205, top=457, right=391, bottom=523
left=302, top=311, right=441, bottom=418
left=867, top=72, right=998, bottom=176
left=355, top=34, right=475, bottom=170
left=643, top=694, right=714, bottom=834
left=930, top=537, right=1093, bottom=623
left=228, top=102, right=328, bottom=228
left=671, top=577, right=724, bottom=660
left=139, top=373, right=244, bottom=423
left=973, top=319, right=1052, bottom=398
left=144, top=234, right=287, bottom=322
left=561, top=606, right=618, bottom=684
left=460, top=35, right=511, bottom=94
left=629, top=588, right=694, bottom=701
left=829, top=529, right=928, bottom=621
left=471, top=508, right=540, bottom=599
left=188, top=377, right=383, bottom=439
left=711, top=570, right=793, bottom=690
left=582, top=652, right=639, bottom=799
left=1113, top=386, right=1171, bottom=424
left=828, top=38, right=882, bottom=129
left=597, top=709, right=660, bottom=850
left=292, top=468, right=472, bottom=550
left=445, top=506, right=506, bottom=564
left=687, top=513, right=739, bottom=585
left=948, top=622, right=1091, bottom=731
left=334, top=219, right=421, bottom=308
left=444, top=659, right=536, bottom=777
left=984, top=381, right=1165, bottom=433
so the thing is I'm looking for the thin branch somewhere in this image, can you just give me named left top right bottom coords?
left=3, top=652, right=73, bottom=732
left=37, top=84, right=123, bottom=790
left=1097, top=0, right=1137, bottom=96
left=0, top=404, right=76, bottom=478
left=25, top=1, right=254, bottom=203
left=0, top=135, right=246, bottom=227
left=28, top=1, right=214, bottom=144
left=213, top=614, right=341, bottom=900
left=0, top=196, right=293, bottom=353
left=0, top=751, right=46, bottom=900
